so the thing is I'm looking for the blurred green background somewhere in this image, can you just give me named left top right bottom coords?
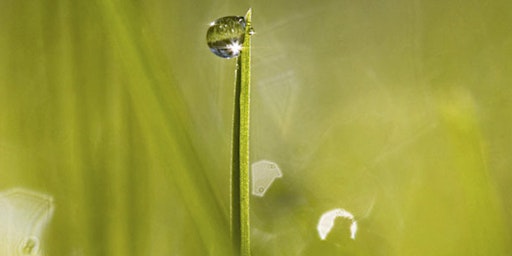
left=1, top=0, right=511, bottom=255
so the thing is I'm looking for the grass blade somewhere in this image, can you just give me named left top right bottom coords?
left=231, top=7, right=253, bottom=256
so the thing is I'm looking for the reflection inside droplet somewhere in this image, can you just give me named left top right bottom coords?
left=206, top=16, right=246, bottom=59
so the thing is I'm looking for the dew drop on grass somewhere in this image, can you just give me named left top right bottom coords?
left=206, top=16, right=246, bottom=59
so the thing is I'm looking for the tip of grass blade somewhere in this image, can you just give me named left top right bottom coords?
left=245, top=8, right=252, bottom=23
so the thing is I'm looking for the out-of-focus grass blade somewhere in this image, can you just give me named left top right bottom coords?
left=96, top=0, right=234, bottom=254
left=0, top=0, right=234, bottom=255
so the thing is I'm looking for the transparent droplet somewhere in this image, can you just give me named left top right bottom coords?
left=206, top=16, right=246, bottom=59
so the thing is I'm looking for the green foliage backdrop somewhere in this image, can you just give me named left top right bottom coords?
left=1, top=0, right=511, bottom=255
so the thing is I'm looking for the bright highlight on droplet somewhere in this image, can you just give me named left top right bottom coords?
left=226, top=42, right=243, bottom=57
left=317, top=208, right=358, bottom=240
left=206, top=16, right=246, bottom=59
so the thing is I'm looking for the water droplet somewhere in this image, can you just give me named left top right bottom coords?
left=206, top=16, right=246, bottom=59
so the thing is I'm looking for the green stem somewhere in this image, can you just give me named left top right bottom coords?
left=231, top=8, right=252, bottom=256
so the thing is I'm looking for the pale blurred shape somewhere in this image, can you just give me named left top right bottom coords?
left=350, top=221, right=357, bottom=240
left=251, top=160, right=283, bottom=197
left=0, top=188, right=54, bottom=255
left=317, top=208, right=357, bottom=240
